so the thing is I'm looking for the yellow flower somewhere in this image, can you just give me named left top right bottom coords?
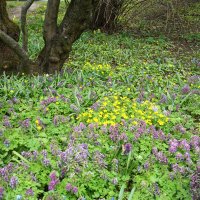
left=158, top=120, right=164, bottom=126
left=35, top=119, right=39, bottom=124
left=102, top=102, right=108, bottom=106
left=93, top=117, right=98, bottom=123
left=37, top=126, right=42, bottom=131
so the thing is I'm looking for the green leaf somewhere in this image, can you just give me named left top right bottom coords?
left=118, top=184, right=126, bottom=200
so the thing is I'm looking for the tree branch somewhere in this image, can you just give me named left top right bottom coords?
left=44, top=0, right=60, bottom=43
left=0, top=30, right=31, bottom=70
left=21, top=0, right=35, bottom=52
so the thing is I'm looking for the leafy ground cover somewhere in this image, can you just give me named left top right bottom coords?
left=0, top=2, right=200, bottom=200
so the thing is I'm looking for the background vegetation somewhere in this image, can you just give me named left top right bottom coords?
left=0, top=1, right=199, bottom=199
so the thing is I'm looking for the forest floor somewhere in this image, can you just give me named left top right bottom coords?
left=0, top=2, right=199, bottom=200
left=8, top=1, right=42, bottom=19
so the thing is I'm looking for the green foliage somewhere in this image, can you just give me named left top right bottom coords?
left=0, top=2, right=199, bottom=200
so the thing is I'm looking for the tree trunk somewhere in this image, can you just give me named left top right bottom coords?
left=0, top=0, right=100, bottom=75
left=0, top=0, right=21, bottom=74
left=91, top=0, right=123, bottom=32
left=37, top=0, right=94, bottom=74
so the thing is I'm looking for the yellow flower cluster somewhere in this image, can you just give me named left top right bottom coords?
left=83, top=62, right=112, bottom=76
left=35, top=119, right=42, bottom=131
left=78, top=95, right=168, bottom=126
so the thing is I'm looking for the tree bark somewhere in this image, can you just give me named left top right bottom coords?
left=37, top=0, right=95, bottom=74
left=0, top=0, right=21, bottom=73
left=0, top=0, right=100, bottom=74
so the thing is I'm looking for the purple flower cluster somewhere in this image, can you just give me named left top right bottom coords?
left=10, top=176, right=18, bottom=189
left=59, top=143, right=89, bottom=168
left=174, top=124, right=186, bottom=134
left=26, top=188, right=34, bottom=196
left=122, top=143, right=132, bottom=154
left=180, top=139, right=190, bottom=151
left=112, top=178, right=118, bottom=185
left=154, top=183, right=160, bottom=196
left=169, top=139, right=179, bottom=153
left=48, top=172, right=59, bottom=191
left=133, top=124, right=166, bottom=141
left=66, top=183, right=78, bottom=194
left=70, top=104, right=80, bottom=113
left=41, top=97, right=57, bottom=106
left=159, top=94, right=167, bottom=103
left=172, top=163, right=185, bottom=174
left=181, top=84, right=190, bottom=94
left=190, top=169, right=200, bottom=200
left=21, top=118, right=31, bottom=128
left=152, top=147, right=168, bottom=164
left=109, top=125, right=120, bottom=142
left=0, top=163, right=13, bottom=182
left=3, top=116, right=11, bottom=128
left=73, top=122, right=86, bottom=133
left=188, top=75, right=199, bottom=84
left=190, top=136, right=200, bottom=153
left=90, top=102, right=100, bottom=111
left=93, top=151, right=107, bottom=168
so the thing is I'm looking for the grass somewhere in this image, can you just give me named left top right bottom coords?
left=0, top=2, right=199, bottom=200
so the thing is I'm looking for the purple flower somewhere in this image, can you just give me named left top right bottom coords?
left=79, top=122, right=86, bottom=130
left=93, top=151, right=107, bottom=168
left=152, top=147, right=158, bottom=155
left=172, top=163, right=179, bottom=173
left=49, top=172, right=57, bottom=180
left=188, top=75, right=199, bottom=84
left=181, top=85, right=190, bottom=94
left=26, top=188, right=34, bottom=196
left=169, top=139, right=179, bottom=153
left=41, top=150, right=48, bottom=157
left=72, top=186, right=78, bottom=194
left=4, top=139, right=10, bottom=147
left=21, top=118, right=31, bottom=128
left=180, top=139, right=190, bottom=151
left=32, top=151, right=38, bottom=160
left=112, top=178, right=118, bottom=185
left=144, top=162, right=149, bottom=170
left=91, top=102, right=100, bottom=110
left=10, top=176, right=18, bottom=189
left=175, top=153, right=183, bottom=160
left=66, top=183, right=72, bottom=192
left=88, top=123, right=95, bottom=130
left=70, top=104, right=80, bottom=113
left=174, top=124, right=186, bottom=134
left=190, top=136, right=200, bottom=148
left=120, top=133, right=128, bottom=142
left=101, top=125, right=107, bottom=133
left=134, top=132, right=141, bottom=140
left=3, top=116, right=11, bottom=128
left=160, top=94, right=167, bottom=103
left=156, top=151, right=168, bottom=164
left=190, top=170, right=200, bottom=200
left=53, top=116, right=59, bottom=126
left=43, top=158, right=50, bottom=167
left=0, top=187, right=4, bottom=199
left=123, top=143, right=132, bottom=154
left=48, top=172, right=59, bottom=191
left=154, top=183, right=160, bottom=196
